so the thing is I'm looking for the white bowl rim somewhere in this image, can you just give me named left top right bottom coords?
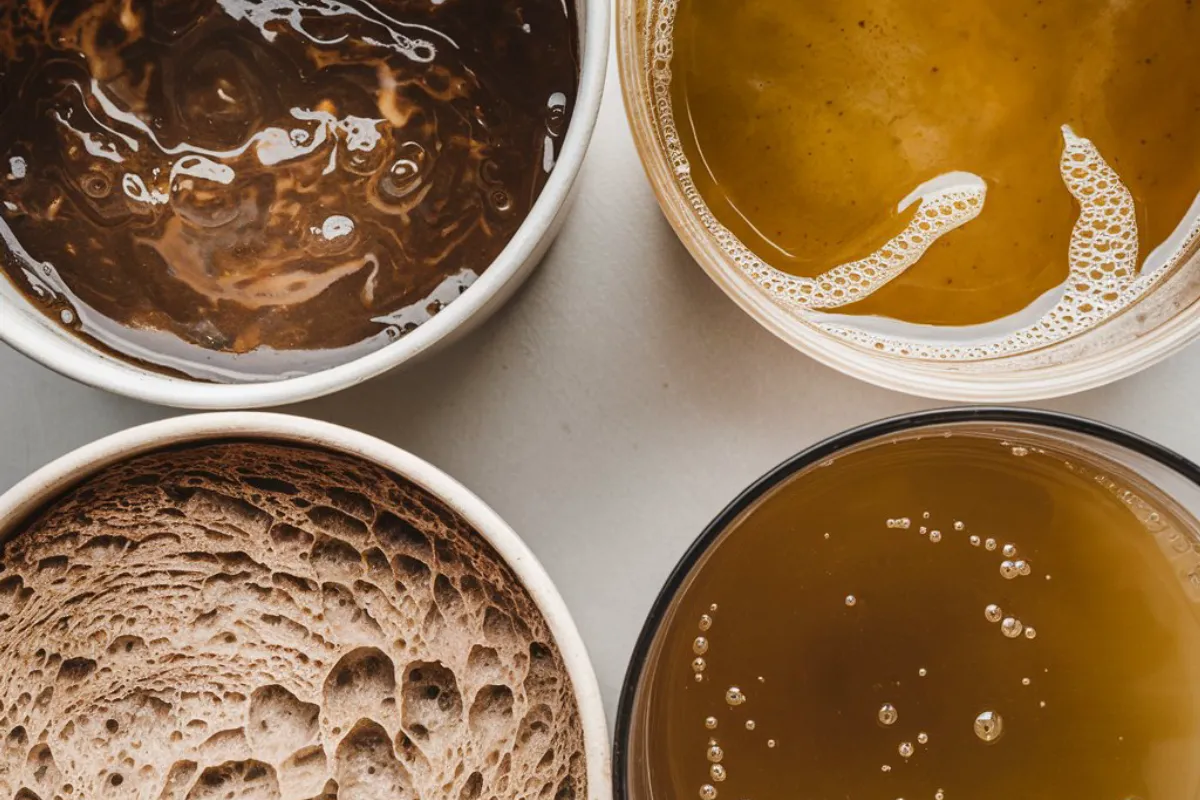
left=0, top=412, right=613, bottom=800
left=0, top=0, right=610, bottom=410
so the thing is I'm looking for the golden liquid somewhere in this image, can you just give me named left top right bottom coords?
left=669, top=0, right=1200, bottom=325
left=643, top=434, right=1200, bottom=799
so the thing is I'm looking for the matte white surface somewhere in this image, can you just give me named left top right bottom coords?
left=3, top=52, right=1200, bottom=732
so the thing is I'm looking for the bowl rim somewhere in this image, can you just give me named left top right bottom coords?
left=613, top=0, right=1200, bottom=403
left=0, top=411, right=613, bottom=800
left=0, top=0, right=610, bottom=410
left=610, top=405, right=1200, bottom=798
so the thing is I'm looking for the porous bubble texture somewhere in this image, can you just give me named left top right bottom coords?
left=0, top=442, right=585, bottom=800
left=646, top=0, right=1200, bottom=361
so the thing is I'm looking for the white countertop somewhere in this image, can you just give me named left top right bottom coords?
left=3, top=52, right=1200, bottom=732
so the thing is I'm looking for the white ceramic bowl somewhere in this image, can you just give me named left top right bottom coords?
left=0, top=412, right=612, bottom=800
left=0, top=2, right=608, bottom=409
left=616, top=0, right=1200, bottom=402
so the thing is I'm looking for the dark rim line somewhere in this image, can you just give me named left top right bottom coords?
left=610, top=405, right=1200, bottom=798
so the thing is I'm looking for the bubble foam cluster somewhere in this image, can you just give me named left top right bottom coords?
left=0, top=442, right=585, bottom=800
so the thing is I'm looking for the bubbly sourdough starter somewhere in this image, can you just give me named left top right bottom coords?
left=0, top=442, right=585, bottom=800
left=0, top=0, right=577, bottom=381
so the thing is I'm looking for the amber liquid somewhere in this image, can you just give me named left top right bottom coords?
left=643, top=434, right=1200, bottom=799
left=669, top=0, right=1200, bottom=326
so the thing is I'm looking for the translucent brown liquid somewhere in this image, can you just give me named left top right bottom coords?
left=644, top=435, right=1200, bottom=799
left=669, top=0, right=1200, bottom=326
left=0, top=0, right=577, bottom=381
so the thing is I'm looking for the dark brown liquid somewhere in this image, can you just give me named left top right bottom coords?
left=642, top=434, right=1200, bottom=800
left=0, top=0, right=577, bottom=381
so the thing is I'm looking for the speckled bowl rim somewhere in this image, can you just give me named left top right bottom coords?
left=611, top=406, right=1200, bottom=799
left=0, top=0, right=609, bottom=409
left=0, top=412, right=612, bottom=800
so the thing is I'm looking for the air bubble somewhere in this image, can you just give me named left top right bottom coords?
left=710, top=604, right=719, bottom=612
left=705, top=717, right=718, bottom=730
left=845, top=595, right=857, bottom=607
left=745, top=720, right=756, bottom=731
left=923, top=512, right=931, bottom=519
left=725, top=687, right=745, bottom=706
left=699, top=614, right=713, bottom=631
left=693, top=658, right=707, bottom=672
left=985, top=604, right=1003, bottom=623
left=710, top=764, right=726, bottom=782
left=700, top=784, right=718, bottom=800
left=1012, top=446, right=1030, bottom=457
left=1001, top=617, right=1024, bottom=638
left=878, top=704, right=898, bottom=726
left=694, top=637, right=709, bottom=655
left=970, top=535, right=981, bottom=546
left=1024, top=626, right=1037, bottom=639
left=985, top=538, right=997, bottom=551
left=1000, top=561, right=1019, bottom=579
left=60, top=309, right=75, bottom=324
left=881, top=765, right=892, bottom=773
left=1002, top=544, right=1017, bottom=558
left=974, top=710, right=1004, bottom=742
left=917, top=732, right=928, bottom=744
left=1022, top=678, right=1031, bottom=686
left=767, top=740, right=776, bottom=748
left=918, top=668, right=927, bottom=677
left=707, top=745, right=724, bottom=763
left=899, top=741, right=914, bottom=758
left=929, top=530, right=942, bottom=543
left=694, top=673, right=704, bottom=682
left=1016, top=560, right=1031, bottom=576
left=954, top=521, right=965, bottom=531
left=936, top=791, right=946, bottom=800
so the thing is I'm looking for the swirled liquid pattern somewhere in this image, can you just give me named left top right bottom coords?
left=0, top=0, right=577, bottom=381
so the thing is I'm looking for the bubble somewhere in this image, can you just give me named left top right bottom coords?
left=710, top=764, right=727, bottom=782
left=936, top=791, right=946, bottom=800
left=985, top=538, right=997, bottom=551
left=1001, top=617, right=1024, bottom=638
left=710, top=604, right=719, bottom=612
left=699, top=614, right=713, bottom=631
left=881, top=765, right=892, bottom=773
left=923, top=512, right=931, bottom=519
left=899, top=741, right=914, bottom=758
left=745, top=720, right=756, bottom=731
left=929, top=530, right=942, bottom=543
left=917, top=732, right=928, bottom=744
left=707, top=745, right=724, bottom=763
left=918, top=668, right=927, bottom=677
left=824, top=533, right=831, bottom=540
left=920, top=527, right=928, bottom=535
left=694, top=637, right=709, bottom=655
left=60, top=309, right=75, bottom=325
left=705, top=716, right=718, bottom=729
left=1002, top=544, right=1017, bottom=558
left=1024, top=626, right=1038, bottom=640
left=1022, top=678, right=1031, bottom=686
left=845, top=595, right=857, bottom=607
left=693, top=657, right=707, bottom=672
left=725, top=687, right=745, bottom=706
left=1040, top=701, right=1046, bottom=708
left=970, top=535, right=981, bottom=546
left=1016, top=560, right=1031, bottom=576
left=1012, top=446, right=1030, bottom=457
left=1000, top=560, right=1019, bottom=579
left=985, top=604, right=1003, bottom=623
left=767, top=739, right=776, bottom=748
left=974, top=710, right=1004, bottom=742
left=694, top=673, right=704, bottom=682
left=700, top=784, right=718, bottom=800
left=878, top=704, right=898, bottom=726
left=954, top=521, right=965, bottom=531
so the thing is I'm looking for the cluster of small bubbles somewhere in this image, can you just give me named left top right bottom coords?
left=1024, top=626, right=1037, bottom=640
left=974, top=710, right=1004, bottom=742
left=710, top=765, right=727, bottom=782
left=708, top=745, right=724, bottom=763
left=705, top=716, right=718, bottom=730
left=1012, top=446, right=1030, bottom=457
left=929, top=530, right=942, bottom=543
left=1016, top=560, right=1031, bottom=576
left=699, top=614, right=713, bottom=631
left=845, top=595, right=858, bottom=607
left=745, top=720, right=756, bottom=731
left=917, top=732, right=929, bottom=744
left=898, top=741, right=914, bottom=758
left=970, top=535, right=981, bottom=546
left=694, top=636, right=709, bottom=655
left=1000, top=560, right=1019, bottom=579
left=725, top=687, right=746, bottom=706
left=700, top=784, right=718, bottom=800
left=985, top=604, right=1003, bottom=623
left=985, top=538, right=998, bottom=551
left=878, top=703, right=899, bottom=726
left=887, top=518, right=912, bottom=529
left=1001, top=617, right=1024, bottom=638
left=918, top=668, right=927, bottom=677
left=1002, top=543, right=1018, bottom=558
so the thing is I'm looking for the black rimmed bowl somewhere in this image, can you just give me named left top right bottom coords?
left=612, top=407, right=1200, bottom=800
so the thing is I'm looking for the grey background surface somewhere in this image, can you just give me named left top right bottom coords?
left=2, top=55, right=1199, bottom=729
